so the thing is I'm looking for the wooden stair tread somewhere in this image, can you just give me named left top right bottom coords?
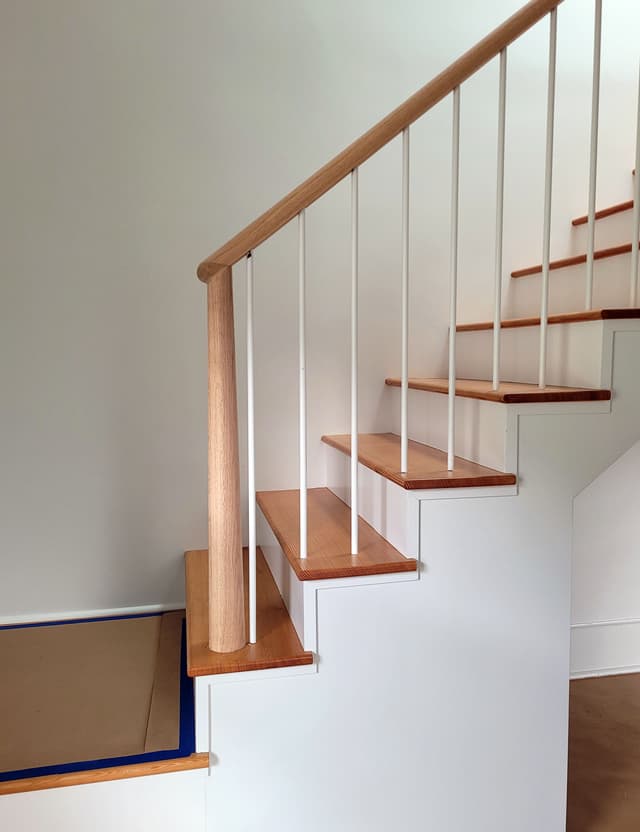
left=184, top=548, right=313, bottom=676
left=385, top=377, right=611, bottom=403
left=321, top=432, right=515, bottom=489
left=256, top=487, right=417, bottom=581
left=456, top=307, right=640, bottom=332
left=512, top=242, right=637, bottom=278
left=572, top=200, right=634, bottom=226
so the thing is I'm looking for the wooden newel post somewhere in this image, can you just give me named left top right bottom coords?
left=206, top=266, right=246, bottom=653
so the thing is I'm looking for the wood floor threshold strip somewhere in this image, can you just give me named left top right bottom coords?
left=321, top=433, right=515, bottom=489
left=572, top=200, right=633, bottom=226
left=511, top=242, right=635, bottom=278
left=0, top=753, right=209, bottom=796
left=185, top=548, right=312, bottom=677
left=385, top=377, right=611, bottom=403
left=456, top=307, right=640, bottom=332
left=257, top=487, right=417, bottom=581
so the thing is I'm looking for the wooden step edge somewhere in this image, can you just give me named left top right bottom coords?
left=511, top=242, right=634, bottom=278
left=321, top=433, right=516, bottom=490
left=572, top=200, right=634, bottom=226
left=0, top=753, right=209, bottom=796
left=185, top=548, right=313, bottom=677
left=456, top=307, right=640, bottom=332
left=385, top=377, right=611, bottom=403
left=256, top=487, right=417, bottom=581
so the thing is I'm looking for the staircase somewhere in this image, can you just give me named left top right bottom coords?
left=185, top=1, right=640, bottom=830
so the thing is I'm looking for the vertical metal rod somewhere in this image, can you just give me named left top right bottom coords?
left=631, top=63, right=640, bottom=307
left=298, top=211, right=308, bottom=559
left=246, top=252, right=257, bottom=644
left=539, top=8, right=557, bottom=390
left=400, top=128, right=410, bottom=474
left=585, top=0, right=602, bottom=311
left=448, top=86, right=461, bottom=472
left=350, top=169, right=359, bottom=555
left=492, top=49, right=507, bottom=392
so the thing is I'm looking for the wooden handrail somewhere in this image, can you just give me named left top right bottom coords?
left=197, top=0, right=563, bottom=282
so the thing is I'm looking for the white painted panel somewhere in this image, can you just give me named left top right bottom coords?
left=570, top=438, right=640, bottom=674
left=0, top=770, right=207, bottom=832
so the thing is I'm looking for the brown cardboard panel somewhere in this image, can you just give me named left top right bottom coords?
left=144, top=611, right=183, bottom=753
left=0, top=613, right=182, bottom=773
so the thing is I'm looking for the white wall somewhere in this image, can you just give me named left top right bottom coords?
left=571, top=439, right=640, bottom=677
left=1, top=0, right=640, bottom=618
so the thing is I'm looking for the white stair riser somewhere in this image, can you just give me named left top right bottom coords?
left=257, top=510, right=306, bottom=646
left=570, top=206, right=634, bottom=253
left=457, top=319, right=605, bottom=388
left=386, top=388, right=508, bottom=471
left=506, top=252, right=633, bottom=319
left=324, top=444, right=417, bottom=558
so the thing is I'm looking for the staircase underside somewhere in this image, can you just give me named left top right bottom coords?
left=322, top=432, right=515, bottom=489
left=385, top=377, right=611, bottom=403
left=257, top=487, right=417, bottom=580
left=184, top=548, right=313, bottom=676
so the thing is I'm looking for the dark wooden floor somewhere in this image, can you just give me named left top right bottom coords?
left=567, top=673, right=640, bottom=831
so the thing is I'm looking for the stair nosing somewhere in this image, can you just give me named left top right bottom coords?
left=456, top=308, right=640, bottom=333
left=512, top=242, right=635, bottom=278
left=572, top=199, right=634, bottom=226
left=384, top=377, right=611, bottom=403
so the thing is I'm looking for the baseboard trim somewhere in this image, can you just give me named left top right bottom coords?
left=571, top=664, right=640, bottom=680
left=571, top=618, right=640, bottom=679
left=0, top=753, right=209, bottom=796
left=571, top=616, right=640, bottom=629
left=0, top=603, right=185, bottom=628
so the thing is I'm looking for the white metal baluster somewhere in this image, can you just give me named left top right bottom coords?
left=298, top=211, right=308, bottom=559
left=585, top=0, right=602, bottom=311
left=493, top=49, right=507, bottom=392
left=350, top=169, right=359, bottom=555
left=246, top=252, right=257, bottom=643
left=448, top=86, right=461, bottom=472
left=400, top=128, right=410, bottom=474
left=631, top=63, right=640, bottom=307
left=539, top=8, right=557, bottom=390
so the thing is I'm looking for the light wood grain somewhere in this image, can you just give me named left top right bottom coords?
left=568, top=673, right=640, bottom=832
left=185, top=548, right=313, bottom=677
left=512, top=242, right=636, bottom=278
left=0, top=753, right=209, bottom=796
left=197, top=0, right=562, bottom=281
left=572, top=200, right=633, bottom=226
left=456, top=308, right=640, bottom=332
left=384, top=377, right=611, bottom=403
left=207, top=269, right=246, bottom=653
left=256, top=487, right=417, bottom=581
left=322, top=433, right=516, bottom=489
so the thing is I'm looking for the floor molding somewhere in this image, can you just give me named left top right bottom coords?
left=0, top=753, right=209, bottom=796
